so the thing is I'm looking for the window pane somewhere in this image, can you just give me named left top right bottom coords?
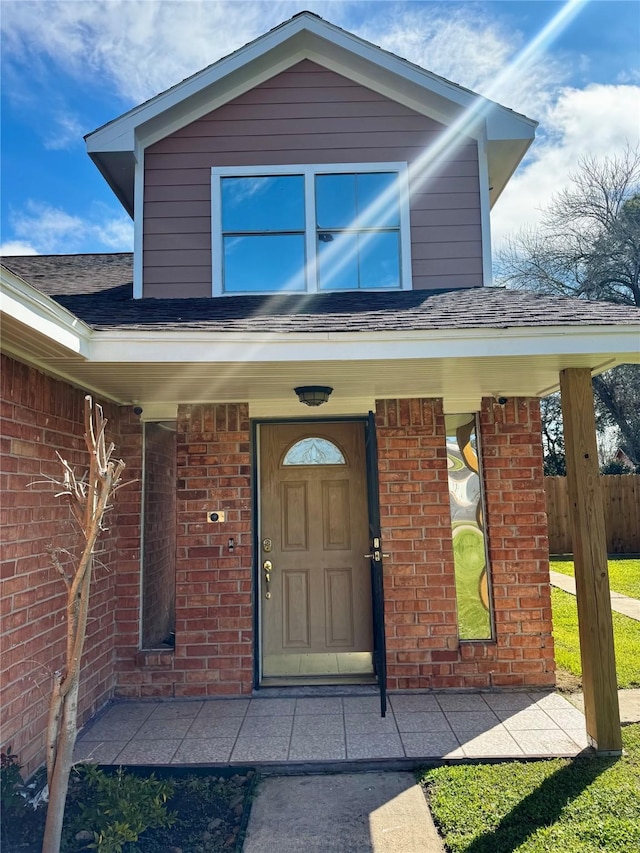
left=358, top=232, right=401, bottom=289
left=315, top=174, right=357, bottom=229
left=222, top=176, right=304, bottom=232
left=446, top=414, right=492, bottom=640
left=223, top=235, right=306, bottom=292
left=357, top=172, right=400, bottom=227
left=283, top=437, right=346, bottom=465
left=317, top=231, right=359, bottom=290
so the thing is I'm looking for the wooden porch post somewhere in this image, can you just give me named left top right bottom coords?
left=559, top=368, right=622, bottom=754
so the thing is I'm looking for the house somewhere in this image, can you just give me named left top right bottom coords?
left=2, top=13, right=639, bottom=775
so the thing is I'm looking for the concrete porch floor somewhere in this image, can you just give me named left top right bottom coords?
left=73, top=689, right=591, bottom=768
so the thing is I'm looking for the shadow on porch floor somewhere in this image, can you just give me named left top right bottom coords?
left=73, top=689, right=590, bottom=768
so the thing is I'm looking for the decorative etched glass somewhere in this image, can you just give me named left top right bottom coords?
left=283, top=437, right=346, bottom=466
left=446, top=414, right=492, bottom=640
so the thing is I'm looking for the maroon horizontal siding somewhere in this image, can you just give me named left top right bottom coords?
left=143, top=60, right=482, bottom=297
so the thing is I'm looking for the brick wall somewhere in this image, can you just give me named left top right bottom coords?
left=114, top=403, right=254, bottom=698
left=0, top=355, right=124, bottom=775
left=175, top=404, right=253, bottom=696
left=479, top=396, right=554, bottom=688
left=111, top=410, right=145, bottom=697
left=141, top=423, right=177, bottom=647
left=376, top=398, right=458, bottom=689
left=376, top=396, right=554, bottom=690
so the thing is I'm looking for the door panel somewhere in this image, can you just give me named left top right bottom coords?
left=282, top=570, right=310, bottom=647
left=324, top=568, right=355, bottom=646
left=260, top=421, right=373, bottom=681
left=281, top=481, right=308, bottom=550
left=322, top=480, right=351, bottom=549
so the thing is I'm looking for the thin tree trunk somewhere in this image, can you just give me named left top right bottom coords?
left=39, top=397, right=126, bottom=853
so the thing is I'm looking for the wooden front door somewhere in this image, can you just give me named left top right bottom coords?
left=259, top=422, right=373, bottom=682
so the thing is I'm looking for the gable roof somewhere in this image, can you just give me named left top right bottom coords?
left=4, top=253, right=638, bottom=334
left=85, top=12, right=536, bottom=215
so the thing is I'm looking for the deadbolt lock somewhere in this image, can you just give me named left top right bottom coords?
left=262, top=538, right=273, bottom=553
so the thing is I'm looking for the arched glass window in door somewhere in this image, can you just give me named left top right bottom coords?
left=283, top=437, right=346, bottom=466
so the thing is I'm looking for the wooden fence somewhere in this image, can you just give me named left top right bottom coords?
left=545, top=475, right=640, bottom=555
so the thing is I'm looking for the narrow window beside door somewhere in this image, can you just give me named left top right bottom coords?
left=445, top=414, right=493, bottom=640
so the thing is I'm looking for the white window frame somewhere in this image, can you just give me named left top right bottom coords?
left=211, top=162, right=412, bottom=296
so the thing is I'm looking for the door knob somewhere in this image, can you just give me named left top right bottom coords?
left=364, top=551, right=390, bottom=561
left=263, top=560, right=273, bottom=599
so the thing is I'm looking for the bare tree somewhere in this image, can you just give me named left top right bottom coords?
left=497, top=146, right=640, bottom=466
left=498, top=145, right=640, bottom=306
left=41, top=397, right=126, bottom=853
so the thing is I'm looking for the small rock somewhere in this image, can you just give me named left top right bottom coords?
left=224, top=836, right=236, bottom=847
left=234, top=803, right=244, bottom=817
left=75, top=830, right=94, bottom=842
left=208, top=817, right=223, bottom=829
left=201, top=831, right=212, bottom=842
left=167, top=847, right=182, bottom=853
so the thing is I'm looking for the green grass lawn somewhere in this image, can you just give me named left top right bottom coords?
left=551, top=558, right=640, bottom=599
left=552, top=588, right=640, bottom=689
left=422, top=723, right=640, bottom=853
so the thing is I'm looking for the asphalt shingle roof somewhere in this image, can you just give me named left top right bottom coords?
left=4, top=252, right=639, bottom=334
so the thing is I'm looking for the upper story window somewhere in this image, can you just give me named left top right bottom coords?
left=211, top=163, right=411, bottom=295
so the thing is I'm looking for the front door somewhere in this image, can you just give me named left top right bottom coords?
left=259, top=422, right=373, bottom=683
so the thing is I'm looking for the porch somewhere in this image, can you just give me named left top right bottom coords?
left=73, top=689, right=590, bottom=768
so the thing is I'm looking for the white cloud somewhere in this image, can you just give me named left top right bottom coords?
left=0, top=0, right=566, bottom=117
left=6, top=201, right=133, bottom=254
left=0, top=241, right=39, bottom=256
left=356, top=3, right=566, bottom=120
left=44, top=113, right=85, bottom=150
left=492, top=84, right=640, bottom=247
left=11, top=201, right=85, bottom=253
left=0, top=0, right=323, bottom=105
left=1, top=0, right=637, bottom=256
left=94, top=215, right=134, bottom=250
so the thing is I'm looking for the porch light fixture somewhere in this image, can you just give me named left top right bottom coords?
left=294, top=386, right=333, bottom=407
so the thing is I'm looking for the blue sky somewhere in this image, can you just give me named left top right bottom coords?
left=1, top=0, right=639, bottom=257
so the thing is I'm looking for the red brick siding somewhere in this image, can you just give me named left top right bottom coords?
left=175, top=404, right=253, bottom=696
left=376, top=398, right=458, bottom=689
left=111, top=411, right=145, bottom=697
left=116, top=404, right=254, bottom=698
left=0, top=355, right=122, bottom=776
left=479, top=396, right=554, bottom=688
left=141, top=423, right=177, bottom=647
left=376, top=397, right=554, bottom=690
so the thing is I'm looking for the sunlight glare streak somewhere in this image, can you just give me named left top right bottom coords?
left=191, top=0, right=587, bottom=402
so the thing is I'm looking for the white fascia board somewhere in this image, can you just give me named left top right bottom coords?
left=133, top=143, right=144, bottom=299
left=86, top=13, right=535, bottom=156
left=89, top=325, right=640, bottom=365
left=0, top=268, right=92, bottom=357
left=477, top=135, right=492, bottom=284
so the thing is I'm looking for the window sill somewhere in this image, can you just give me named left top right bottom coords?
left=135, top=648, right=174, bottom=669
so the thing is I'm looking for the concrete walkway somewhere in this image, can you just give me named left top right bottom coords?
left=567, top=688, right=640, bottom=724
left=243, top=772, right=444, bottom=852
left=549, top=570, right=640, bottom=620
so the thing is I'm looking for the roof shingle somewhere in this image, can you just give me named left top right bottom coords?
left=4, top=252, right=639, bottom=334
